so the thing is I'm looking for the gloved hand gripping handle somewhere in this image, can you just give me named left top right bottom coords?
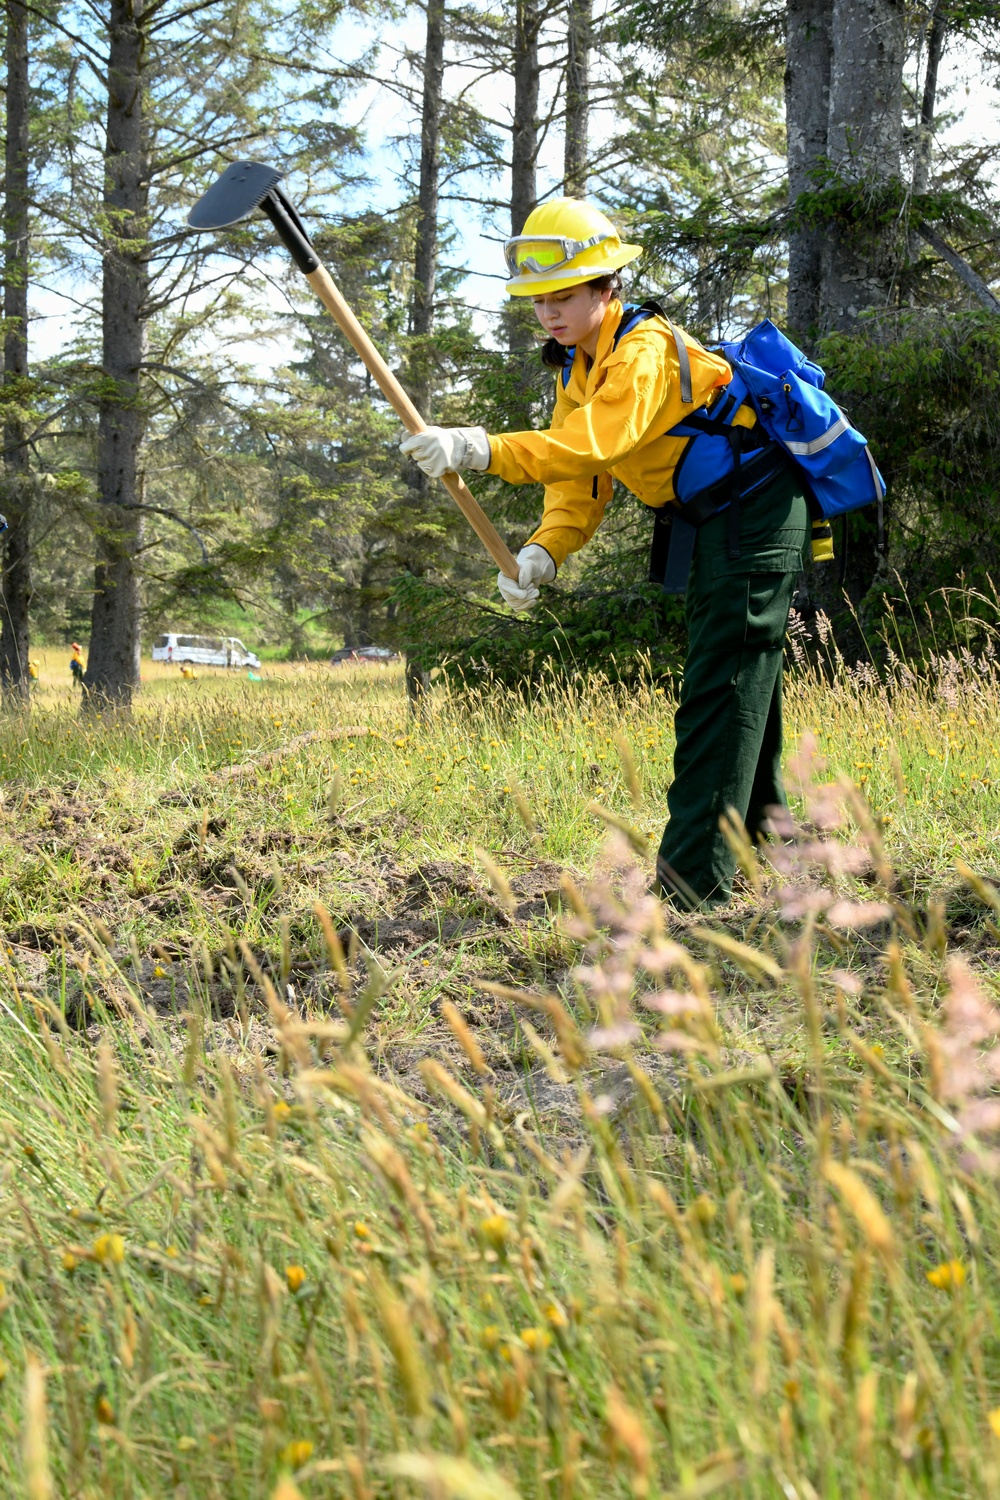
left=261, top=188, right=519, bottom=580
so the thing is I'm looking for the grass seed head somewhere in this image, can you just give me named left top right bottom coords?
left=823, top=1161, right=895, bottom=1261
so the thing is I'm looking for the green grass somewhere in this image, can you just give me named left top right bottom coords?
left=1, top=652, right=1000, bottom=1497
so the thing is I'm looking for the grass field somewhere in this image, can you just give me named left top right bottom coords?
left=1, top=646, right=1000, bottom=1498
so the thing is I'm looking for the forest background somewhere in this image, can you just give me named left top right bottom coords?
left=2, top=0, right=1000, bottom=704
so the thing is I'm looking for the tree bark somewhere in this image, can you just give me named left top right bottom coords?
left=409, top=0, right=445, bottom=420
left=784, top=0, right=832, bottom=343
left=1, top=0, right=32, bottom=705
left=912, top=0, right=946, bottom=199
left=563, top=0, right=590, bottom=197
left=85, top=0, right=148, bottom=709
left=819, top=0, right=905, bottom=330
left=510, top=0, right=540, bottom=237
left=504, top=0, right=541, bottom=386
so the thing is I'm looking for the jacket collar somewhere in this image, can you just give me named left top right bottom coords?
left=594, top=298, right=624, bottom=366
left=574, top=298, right=623, bottom=392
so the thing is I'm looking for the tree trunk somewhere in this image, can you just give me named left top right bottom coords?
left=563, top=0, right=590, bottom=197
left=404, top=655, right=430, bottom=716
left=819, top=0, right=905, bottom=330
left=409, top=0, right=445, bottom=420
left=913, top=0, right=946, bottom=199
left=510, top=0, right=539, bottom=237
left=1, top=0, right=32, bottom=706
left=85, top=0, right=149, bottom=709
left=504, top=0, right=541, bottom=398
left=784, top=0, right=832, bottom=344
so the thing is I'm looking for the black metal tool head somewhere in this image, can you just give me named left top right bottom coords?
left=187, top=161, right=282, bottom=230
left=187, top=160, right=319, bottom=274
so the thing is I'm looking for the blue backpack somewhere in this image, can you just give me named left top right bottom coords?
left=561, top=304, right=886, bottom=592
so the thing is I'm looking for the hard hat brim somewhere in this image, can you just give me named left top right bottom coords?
left=506, top=242, right=641, bottom=296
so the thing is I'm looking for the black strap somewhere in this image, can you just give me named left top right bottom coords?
left=662, top=515, right=698, bottom=595
left=648, top=506, right=672, bottom=584
left=726, top=427, right=742, bottom=560
left=649, top=445, right=789, bottom=596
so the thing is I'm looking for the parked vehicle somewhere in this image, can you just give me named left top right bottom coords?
left=152, top=633, right=261, bottom=669
left=330, top=645, right=399, bottom=666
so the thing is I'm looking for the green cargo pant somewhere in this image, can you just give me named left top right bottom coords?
left=657, top=470, right=809, bottom=909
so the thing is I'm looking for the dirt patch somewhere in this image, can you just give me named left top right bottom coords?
left=339, top=854, right=570, bottom=966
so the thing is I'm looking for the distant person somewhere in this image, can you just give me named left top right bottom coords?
left=180, top=664, right=198, bottom=680
left=28, top=659, right=39, bottom=685
left=69, top=642, right=84, bottom=687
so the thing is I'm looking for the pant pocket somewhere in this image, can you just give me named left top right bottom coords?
left=742, top=572, right=795, bottom=652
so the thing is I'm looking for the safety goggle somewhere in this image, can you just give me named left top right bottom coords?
left=503, top=232, right=611, bottom=278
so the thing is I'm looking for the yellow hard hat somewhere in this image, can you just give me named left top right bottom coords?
left=504, top=198, right=641, bottom=296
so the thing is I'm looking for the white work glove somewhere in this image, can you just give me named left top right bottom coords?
left=399, top=425, right=491, bottom=480
left=497, top=543, right=556, bottom=612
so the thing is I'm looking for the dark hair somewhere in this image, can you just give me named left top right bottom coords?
left=539, top=271, right=624, bottom=370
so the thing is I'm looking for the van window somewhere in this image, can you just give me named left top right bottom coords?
left=177, top=636, right=223, bottom=651
left=155, top=635, right=170, bottom=649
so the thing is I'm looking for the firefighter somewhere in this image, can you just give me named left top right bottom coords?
left=399, top=199, right=809, bottom=910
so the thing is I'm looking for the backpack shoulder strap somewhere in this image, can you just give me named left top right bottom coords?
left=669, top=321, right=693, bottom=405
left=613, top=299, right=693, bottom=405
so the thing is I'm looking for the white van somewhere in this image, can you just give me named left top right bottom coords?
left=152, top=633, right=261, bottom=669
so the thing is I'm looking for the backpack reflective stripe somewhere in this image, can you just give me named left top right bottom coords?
left=718, top=320, right=885, bottom=513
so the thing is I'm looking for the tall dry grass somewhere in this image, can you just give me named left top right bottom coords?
left=1, top=635, right=1000, bottom=1494
left=0, top=715, right=999, bottom=1496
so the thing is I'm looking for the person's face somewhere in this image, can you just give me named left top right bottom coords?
left=531, top=282, right=613, bottom=349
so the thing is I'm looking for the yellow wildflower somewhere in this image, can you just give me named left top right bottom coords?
left=481, top=1324, right=501, bottom=1351
left=280, top=1439, right=314, bottom=1469
left=520, top=1326, right=552, bottom=1352
left=92, top=1233, right=125, bottom=1265
left=285, top=1264, right=307, bottom=1293
left=61, top=1251, right=78, bottom=1274
left=989, top=1409, right=1000, bottom=1440
left=927, top=1259, right=966, bottom=1290
left=272, top=1101, right=291, bottom=1122
left=479, top=1214, right=510, bottom=1251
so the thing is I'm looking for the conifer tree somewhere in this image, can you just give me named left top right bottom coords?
left=564, top=0, right=590, bottom=195
left=1, top=0, right=32, bottom=702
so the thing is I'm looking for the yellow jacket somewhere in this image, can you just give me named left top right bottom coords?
left=487, top=299, right=756, bottom=568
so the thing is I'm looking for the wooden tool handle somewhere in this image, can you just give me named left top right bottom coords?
left=306, top=264, right=520, bottom=581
